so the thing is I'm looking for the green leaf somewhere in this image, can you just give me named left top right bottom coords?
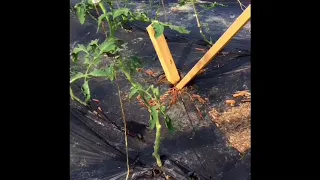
left=87, top=0, right=94, bottom=5
left=106, top=63, right=115, bottom=81
left=152, top=22, right=164, bottom=39
left=71, top=53, right=78, bottom=63
left=88, top=69, right=110, bottom=77
left=131, top=56, right=142, bottom=68
left=165, top=116, right=175, bottom=133
left=149, top=115, right=156, bottom=130
left=129, top=87, right=139, bottom=99
left=97, top=14, right=107, bottom=33
left=132, top=12, right=150, bottom=22
left=73, top=44, right=88, bottom=54
left=199, top=2, right=226, bottom=10
left=82, top=80, right=91, bottom=102
left=152, top=87, right=160, bottom=99
left=113, top=8, right=129, bottom=19
left=160, top=105, right=166, bottom=113
left=168, top=25, right=190, bottom=34
left=178, top=0, right=188, bottom=6
left=93, top=56, right=102, bottom=66
left=99, top=38, right=118, bottom=54
left=89, top=39, right=99, bottom=47
left=70, top=72, right=86, bottom=83
left=84, top=55, right=90, bottom=65
left=75, top=3, right=86, bottom=24
left=150, top=106, right=159, bottom=130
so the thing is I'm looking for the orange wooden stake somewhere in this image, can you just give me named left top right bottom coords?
left=146, top=24, right=181, bottom=85
left=175, top=5, right=251, bottom=89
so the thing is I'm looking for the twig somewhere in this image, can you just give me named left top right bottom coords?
left=237, top=0, right=247, bottom=11
left=115, top=75, right=130, bottom=180
left=191, top=0, right=212, bottom=45
left=161, top=0, right=167, bottom=22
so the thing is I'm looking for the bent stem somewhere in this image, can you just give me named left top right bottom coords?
left=191, top=0, right=212, bottom=45
left=115, top=74, right=130, bottom=180
left=99, top=2, right=115, bottom=37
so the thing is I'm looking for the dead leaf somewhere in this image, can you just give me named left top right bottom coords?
left=92, top=99, right=100, bottom=103
left=233, top=90, right=251, bottom=98
left=196, top=68, right=207, bottom=76
left=209, top=108, right=220, bottom=120
left=241, top=99, right=251, bottom=102
left=136, top=68, right=143, bottom=72
left=195, top=47, right=207, bottom=53
left=145, top=69, right=157, bottom=77
left=192, top=94, right=207, bottom=104
left=226, top=99, right=236, bottom=106
left=195, top=106, right=204, bottom=120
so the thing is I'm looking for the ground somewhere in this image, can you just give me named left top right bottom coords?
left=70, top=0, right=251, bottom=179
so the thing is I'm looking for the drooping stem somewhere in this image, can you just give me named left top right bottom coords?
left=237, top=0, right=247, bottom=11
left=191, top=0, right=212, bottom=45
left=99, top=2, right=115, bottom=37
left=160, top=0, right=167, bottom=22
left=115, top=74, right=130, bottom=180
left=93, top=3, right=108, bottom=38
left=152, top=108, right=162, bottom=167
left=70, top=87, right=87, bottom=106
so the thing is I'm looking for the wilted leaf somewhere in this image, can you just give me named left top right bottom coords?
left=70, top=72, right=86, bottom=83
left=82, top=80, right=91, bottom=102
left=152, top=22, right=164, bottom=39
left=129, top=87, right=139, bottom=99
left=165, top=116, right=174, bottom=133
left=113, top=8, right=129, bottom=19
left=75, top=3, right=86, bottom=24
left=97, top=14, right=107, bottom=32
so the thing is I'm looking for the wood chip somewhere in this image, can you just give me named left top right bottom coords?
left=233, top=90, right=251, bottom=98
left=145, top=69, right=157, bottom=77
left=226, top=99, right=236, bottom=106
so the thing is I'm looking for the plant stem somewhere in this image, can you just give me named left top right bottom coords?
left=160, top=0, right=167, bottom=22
left=191, top=0, right=212, bottom=45
left=152, top=109, right=162, bottom=167
left=237, top=0, right=246, bottom=11
left=70, top=87, right=87, bottom=106
left=84, top=63, right=94, bottom=81
left=115, top=74, right=130, bottom=180
left=93, top=4, right=108, bottom=38
left=99, top=2, right=115, bottom=37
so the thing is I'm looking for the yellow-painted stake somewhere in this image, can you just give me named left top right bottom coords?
left=175, top=5, right=251, bottom=89
left=146, top=25, right=181, bottom=85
